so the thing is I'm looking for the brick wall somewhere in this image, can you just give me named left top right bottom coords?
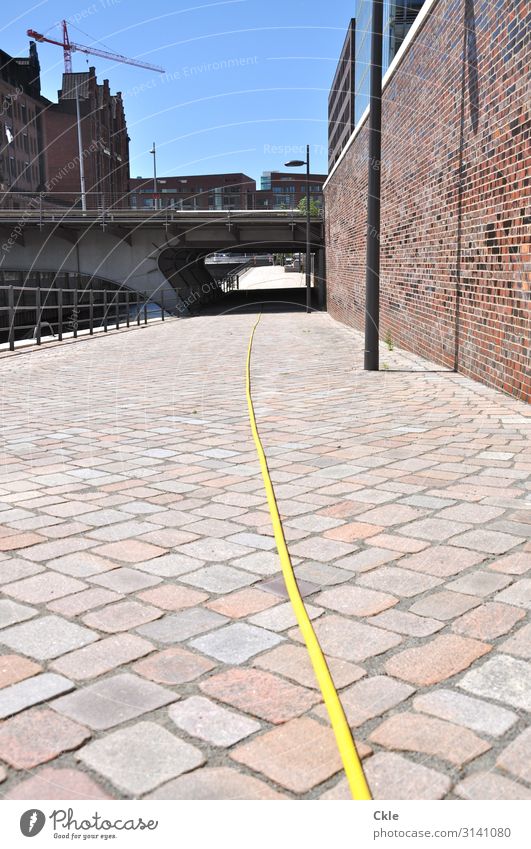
left=324, top=0, right=530, bottom=402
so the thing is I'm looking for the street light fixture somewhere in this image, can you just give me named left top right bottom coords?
left=285, top=144, right=311, bottom=313
left=149, top=142, right=158, bottom=210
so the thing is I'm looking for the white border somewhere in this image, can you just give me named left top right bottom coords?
left=323, top=0, right=442, bottom=189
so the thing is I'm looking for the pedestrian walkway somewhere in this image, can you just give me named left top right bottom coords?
left=0, top=309, right=529, bottom=800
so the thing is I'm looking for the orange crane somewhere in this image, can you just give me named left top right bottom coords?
left=27, top=19, right=164, bottom=74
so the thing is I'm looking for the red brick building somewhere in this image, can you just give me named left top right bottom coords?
left=254, top=171, right=327, bottom=211
left=130, top=173, right=255, bottom=210
left=324, top=0, right=530, bottom=402
left=42, top=68, right=130, bottom=207
left=0, top=42, right=47, bottom=206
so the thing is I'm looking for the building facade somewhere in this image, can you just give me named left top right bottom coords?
left=328, top=20, right=356, bottom=170
left=328, top=1, right=425, bottom=163
left=0, top=42, right=47, bottom=206
left=42, top=68, right=130, bottom=207
left=324, top=0, right=530, bottom=402
left=254, top=171, right=327, bottom=210
left=130, top=173, right=255, bottom=210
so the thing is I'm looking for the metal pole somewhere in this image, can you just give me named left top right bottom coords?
left=35, top=286, right=41, bottom=345
left=151, top=142, right=157, bottom=210
left=58, top=287, right=63, bottom=341
left=103, top=289, right=108, bottom=332
left=126, top=290, right=130, bottom=327
left=73, top=287, right=78, bottom=338
left=75, top=85, right=87, bottom=212
left=143, top=292, right=148, bottom=325
left=89, top=285, right=94, bottom=334
left=305, top=143, right=311, bottom=314
left=8, top=286, right=15, bottom=351
left=364, top=0, right=383, bottom=371
left=161, top=288, right=165, bottom=321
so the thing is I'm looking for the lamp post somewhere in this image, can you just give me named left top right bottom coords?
left=364, top=0, right=383, bottom=371
left=149, top=142, right=158, bottom=210
left=285, top=145, right=311, bottom=313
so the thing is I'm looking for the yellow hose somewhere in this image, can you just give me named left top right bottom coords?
left=245, top=313, right=372, bottom=801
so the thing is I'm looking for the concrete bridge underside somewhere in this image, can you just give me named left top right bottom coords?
left=0, top=212, right=324, bottom=315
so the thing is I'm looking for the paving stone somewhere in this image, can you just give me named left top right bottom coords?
left=190, top=622, right=283, bottom=663
left=496, top=728, right=531, bottom=784
left=180, top=564, right=258, bottom=593
left=226, top=531, right=276, bottom=550
left=254, top=643, right=365, bottom=690
left=449, top=530, right=525, bottom=554
left=92, top=539, right=167, bottom=563
left=458, top=654, right=531, bottom=711
left=136, top=607, right=227, bottom=643
left=290, top=537, right=357, bottom=562
left=231, top=551, right=281, bottom=576
left=494, top=579, right=531, bottom=609
left=358, top=566, right=442, bottom=597
left=4, top=766, right=113, bottom=800
left=367, top=534, right=429, bottom=553
left=334, top=548, right=401, bottom=573
left=135, top=553, right=204, bottom=577
left=200, top=667, right=319, bottom=723
left=0, top=532, right=46, bottom=551
left=247, top=601, right=323, bottom=632
left=409, top=590, right=481, bottom=620
left=322, top=752, right=451, bottom=800
left=0, top=654, right=42, bottom=689
left=314, top=585, right=397, bottom=617
left=452, top=602, right=525, bottom=640
left=258, top=575, right=319, bottom=598
left=231, top=716, right=344, bottom=793
left=77, top=720, right=205, bottom=796
left=385, top=634, right=491, bottom=685
left=324, top=522, right=383, bottom=542
left=397, top=518, right=470, bottom=541
left=0, top=672, right=74, bottom=719
left=169, top=696, right=260, bottom=747
left=354, top=504, right=425, bottom=526
left=500, top=623, right=531, bottom=658
left=176, top=537, right=254, bottom=562
left=446, top=571, right=513, bottom=597
left=47, top=588, right=123, bottom=618
left=0, top=599, right=37, bottom=629
left=0, top=615, right=98, bottom=660
left=366, top=609, right=444, bottom=637
left=19, top=538, right=96, bottom=561
left=0, top=559, right=44, bottom=583
left=0, top=707, right=91, bottom=769
left=83, top=600, right=162, bottom=633
left=370, top=712, right=490, bottom=766
left=314, top=675, right=414, bottom=727
left=147, top=766, right=286, bottom=799
left=89, top=567, right=161, bottom=593
left=414, top=688, right=518, bottom=737
left=132, top=647, right=216, bottom=685
left=437, top=504, right=506, bottom=524
left=397, top=546, right=486, bottom=578
left=137, top=584, right=208, bottom=610
left=52, top=672, right=178, bottom=730
left=294, top=561, right=354, bottom=585
left=3, top=573, right=87, bottom=604
left=296, top=614, right=402, bottom=662
left=488, top=552, right=530, bottom=575
left=455, top=771, right=531, bottom=800
left=205, top=587, right=278, bottom=618
left=50, top=634, right=154, bottom=680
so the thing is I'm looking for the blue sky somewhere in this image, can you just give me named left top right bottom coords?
left=3, top=0, right=355, bottom=181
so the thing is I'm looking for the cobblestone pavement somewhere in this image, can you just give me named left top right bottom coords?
left=0, top=310, right=529, bottom=801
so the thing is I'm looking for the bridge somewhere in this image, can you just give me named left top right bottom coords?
left=0, top=204, right=325, bottom=315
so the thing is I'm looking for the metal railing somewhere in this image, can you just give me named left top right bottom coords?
left=0, top=284, right=167, bottom=351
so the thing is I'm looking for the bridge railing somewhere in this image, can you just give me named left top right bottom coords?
left=0, top=192, right=323, bottom=224
left=0, top=284, right=168, bottom=352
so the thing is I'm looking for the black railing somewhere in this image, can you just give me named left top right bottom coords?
left=0, top=285, right=167, bottom=351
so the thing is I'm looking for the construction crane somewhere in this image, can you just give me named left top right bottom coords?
left=26, top=19, right=164, bottom=211
left=27, top=19, right=164, bottom=74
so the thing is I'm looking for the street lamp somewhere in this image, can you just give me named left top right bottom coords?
left=285, top=145, right=311, bottom=313
left=149, top=142, right=158, bottom=210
